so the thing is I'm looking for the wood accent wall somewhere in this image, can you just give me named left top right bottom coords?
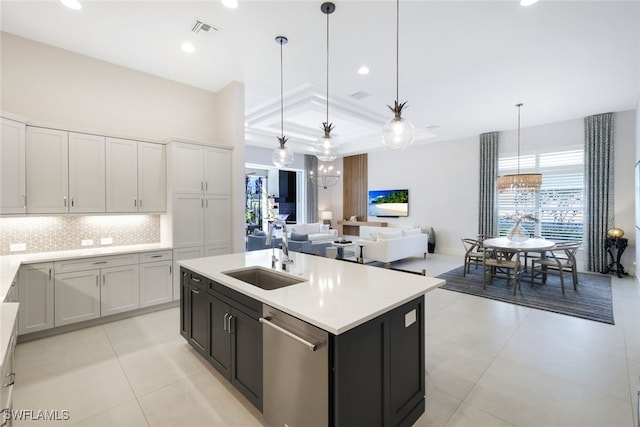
left=342, top=154, right=368, bottom=236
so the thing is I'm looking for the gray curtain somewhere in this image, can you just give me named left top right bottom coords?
left=304, top=154, right=318, bottom=223
left=584, top=112, right=614, bottom=272
left=478, top=132, right=499, bottom=238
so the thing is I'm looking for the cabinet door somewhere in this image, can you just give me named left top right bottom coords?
left=26, top=127, right=69, bottom=213
left=106, top=137, right=138, bottom=212
left=138, top=142, right=166, bottom=212
left=208, top=294, right=231, bottom=377
left=171, top=143, right=204, bottom=194
left=18, top=263, right=54, bottom=335
left=100, top=264, right=140, bottom=316
left=0, top=118, right=26, bottom=214
left=204, top=147, right=231, bottom=195
left=139, top=260, right=172, bottom=308
left=54, top=269, right=101, bottom=327
left=68, top=132, right=105, bottom=213
left=187, top=278, right=208, bottom=356
left=204, top=194, right=232, bottom=247
left=173, top=247, right=204, bottom=300
left=172, top=194, right=205, bottom=248
left=229, top=307, right=263, bottom=411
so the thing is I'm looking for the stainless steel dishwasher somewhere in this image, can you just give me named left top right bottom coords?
left=260, top=304, right=329, bottom=427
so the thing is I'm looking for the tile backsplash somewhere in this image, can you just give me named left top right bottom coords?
left=0, top=215, right=160, bottom=255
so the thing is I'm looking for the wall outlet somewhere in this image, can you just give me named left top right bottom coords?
left=81, top=239, right=94, bottom=246
left=100, top=237, right=113, bottom=245
left=9, top=243, right=27, bottom=252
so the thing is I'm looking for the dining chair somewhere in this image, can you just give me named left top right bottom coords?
left=530, top=241, right=581, bottom=294
left=461, top=238, right=484, bottom=276
left=482, top=247, right=521, bottom=295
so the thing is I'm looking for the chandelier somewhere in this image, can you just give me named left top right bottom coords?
left=497, top=103, right=542, bottom=193
left=309, top=163, right=341, bottom=189
left=271, top=35, right=294, bottom=168
left=381, top=0, right=415, bottom=150
left=313, top=2, right=339, bottom=162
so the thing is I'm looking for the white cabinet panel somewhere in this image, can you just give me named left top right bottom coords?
left=205, top=194, right=232, bottom=247
left=172, top=194, right=205, bottom=248
left=69, top=132, right=105, bottom=213
left=172, top=143, right=205, bottom=194
left=106, top=137, right=138, bottom=212
left=139, top=260, right=172, bottom=308
left=204, top=147, right=231, bottom=195
left=138, top=142, right=166, bottom=212
left=100, top=265, right=139, bottom=316
left=18, top=263, right=54, bottom=335
left=0, top=118, right=26, bottom=214
left=26, top=127, right=68, bottom=214
left=54, top=269, right=101, bottom=327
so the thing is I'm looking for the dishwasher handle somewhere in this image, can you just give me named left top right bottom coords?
left=259, top=317, right=318, bottom=351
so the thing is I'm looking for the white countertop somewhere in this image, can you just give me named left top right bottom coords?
left=179, top=250, right=444, bottom=335
left=0, top=243, right=172, bottom=302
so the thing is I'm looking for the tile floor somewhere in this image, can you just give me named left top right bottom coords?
left=11, top=253, right=640, bottom=427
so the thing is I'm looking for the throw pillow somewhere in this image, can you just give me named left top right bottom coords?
left=306, top=223, right=321, bottom=233
left=378, top=230, right=403, bottom=240
left=320, top=224, right=330, bottom=233
left=370, top=233, right=378, bottom=242
left=402, top=228, right=421, bottom=237
left=290, top=232, right=309, bottom=241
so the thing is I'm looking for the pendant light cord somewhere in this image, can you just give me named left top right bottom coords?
left=326, top=8, right=330, bottom=124
left=517, top=103, right=522, bottom=177
left=280, top=40, right=284, bottom=139
left=396, top=0, right=399, bottom=104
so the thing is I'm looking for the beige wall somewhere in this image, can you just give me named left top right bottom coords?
left=0, top=32, right=218, bottom=143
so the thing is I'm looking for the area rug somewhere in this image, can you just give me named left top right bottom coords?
left=436, top=266, right=614, bottom=324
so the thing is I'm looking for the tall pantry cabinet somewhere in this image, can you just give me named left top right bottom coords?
left=166, top=142, right=232, bottom=299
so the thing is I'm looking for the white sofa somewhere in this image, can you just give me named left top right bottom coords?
left=288, top=222, right=338, bottom=243
left=357, top=228, right=428, bottom=267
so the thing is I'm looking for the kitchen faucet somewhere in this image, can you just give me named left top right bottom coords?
left=266, top=220, right=292, bottom=270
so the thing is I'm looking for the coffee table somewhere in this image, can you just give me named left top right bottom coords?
left=332, top=240, right=355, bottom=259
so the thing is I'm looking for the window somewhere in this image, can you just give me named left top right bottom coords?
left=498, top=148, right=583, bottom=242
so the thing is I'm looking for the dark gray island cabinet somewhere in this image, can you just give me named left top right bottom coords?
left=180, top=266, right=426, bottom=427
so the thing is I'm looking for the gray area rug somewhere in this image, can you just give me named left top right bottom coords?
left=437, top=265, right=614, bottom=324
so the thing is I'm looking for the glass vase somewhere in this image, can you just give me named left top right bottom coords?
left=507, top=221, right=529, bottom=242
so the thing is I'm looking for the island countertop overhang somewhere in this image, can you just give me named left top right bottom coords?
left=178, top=250, right=444, bottom=335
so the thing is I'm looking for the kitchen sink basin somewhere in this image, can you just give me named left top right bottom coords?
left=222, top=266, right=305, bottom=290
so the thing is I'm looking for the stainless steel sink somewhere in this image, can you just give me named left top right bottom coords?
left=222, top=266, right=305, bottom=290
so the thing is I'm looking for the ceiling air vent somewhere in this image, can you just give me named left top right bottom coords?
left=349, top=91, right=370, bottom=100
left=192, top=20, right=219, bottom=33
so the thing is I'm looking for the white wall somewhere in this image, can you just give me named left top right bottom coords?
left=364, top=112, right=637, bottom=261
left=318, top=157, right=343, bottom=231
left=0, top=32, right=218, bottom=142
left=636, top=100, right=640, bottom=280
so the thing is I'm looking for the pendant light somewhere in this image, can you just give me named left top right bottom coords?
left=271, top=36, right=294, bottom=168
left=313, top=2, right=339, bottom=162
left=496, top=103, right=542, bottom=193
left=382, top=0, right=415, bottom=150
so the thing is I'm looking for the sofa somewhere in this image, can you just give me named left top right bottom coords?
left=288, top=222, right=338, bottom=243
left=246, top=229, right=282, bottom=252
left=357, top=228, right=428, bottom=267
left=288, top=231, right=333, bottom=256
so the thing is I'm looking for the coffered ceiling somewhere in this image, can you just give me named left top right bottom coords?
left=1, top=1, right=638, bottom=156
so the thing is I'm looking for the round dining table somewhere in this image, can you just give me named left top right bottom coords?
left=482, top=237, right=556, bottom=252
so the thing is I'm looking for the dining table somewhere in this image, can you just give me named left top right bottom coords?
left=482, top=236, right=556, bottom=275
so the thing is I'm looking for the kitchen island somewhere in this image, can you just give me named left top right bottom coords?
left=179, top=250, right=444, bottom=427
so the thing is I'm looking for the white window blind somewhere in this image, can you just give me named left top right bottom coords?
left=498, top=149, right=584, bottom=242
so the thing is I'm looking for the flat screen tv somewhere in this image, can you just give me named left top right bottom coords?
left=368, top=189, right=409, bottom=217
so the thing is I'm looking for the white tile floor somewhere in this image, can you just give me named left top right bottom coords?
left=11, top=254, right=640, bottom=427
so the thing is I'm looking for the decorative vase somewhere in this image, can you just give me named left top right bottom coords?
left=507, top=221, right=529, bottom=242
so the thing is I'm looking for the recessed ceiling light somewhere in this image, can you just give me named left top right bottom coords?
left=60, top=0, right=81, bottom=10
left=520, top=0, right=539, bottom=6
left=357, top=66, right=370, bottom=75
left=181, top=42, right=195, bottom=53
left=221, top=0, right=238, bottom=9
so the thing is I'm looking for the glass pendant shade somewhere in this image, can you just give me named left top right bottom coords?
left=382, top=115, right=416, bottom=150
left=272, top=143, right=294, bottom=168
left=313, top=133, right=339, bottom=162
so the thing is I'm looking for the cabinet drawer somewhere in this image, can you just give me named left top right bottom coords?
left=55, top=253, right=139, bottom=273
left=140, top=250, right=172, bottom=264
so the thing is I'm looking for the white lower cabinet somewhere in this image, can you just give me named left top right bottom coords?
left=139, top=250, right=173, bottom=308
left=54, top=269, right=101, bottom=327
left=100, top=265, right=140, bottom=316
left=18, top=263, right=54, bottom=335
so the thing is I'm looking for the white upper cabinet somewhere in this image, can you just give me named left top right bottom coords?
left=0, top=118, right=26, bottom=214
left=106, top=137, right=138, bottom=213
left=138, top=142, right=166, bottom=212
left=204, top=147, right=231, bottom=195
left=68, top=132, right=105, bottom=213
left=26, top=127, right=69, bottom=214
left=172, top=143, right=206, bottom=194
left=106, top=137, right=166, bottom=213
